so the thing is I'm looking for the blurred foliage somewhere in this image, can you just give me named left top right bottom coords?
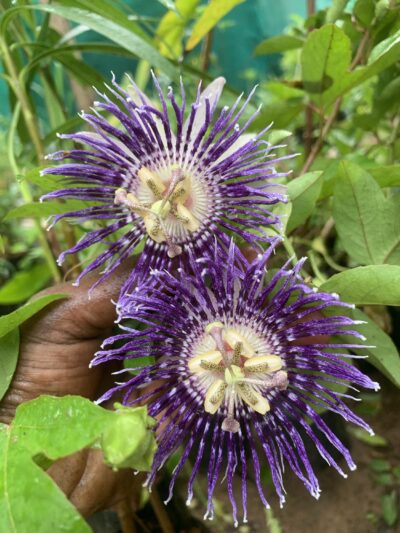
left=1, top=0, right=400, bottom=530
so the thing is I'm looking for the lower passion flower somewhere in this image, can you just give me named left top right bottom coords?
left=93, top=243, right=379, bottom=525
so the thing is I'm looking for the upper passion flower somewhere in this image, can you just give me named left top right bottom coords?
left=41, top=74, right=291, bottom=290
left=93, top=241, right=379, bottom=526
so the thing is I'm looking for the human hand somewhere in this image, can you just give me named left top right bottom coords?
left=0, top=262, right=143, bottom=517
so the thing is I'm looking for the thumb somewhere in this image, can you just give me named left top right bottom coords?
left=24, top=258, right=136, bottom=342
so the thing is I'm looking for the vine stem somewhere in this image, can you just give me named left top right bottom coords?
left=149, top=489, right=174, bottom=533
left=2, top=38, right=61, bottom=282
left=0, top=36, right=45, bottom=162
left=201, top=30, right=213, bottom=72
left=304, top=0, right=315, bottom=159
left=6, top=102, right=61, bottom=282
left=300, top=28, right=370, bottom=175
left=115, top=498, right=137, bottom=533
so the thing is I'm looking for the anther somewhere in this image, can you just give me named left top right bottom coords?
left=237, top=382, right=270, bottom=414
left=138, top=167, right=165, bottom=197
left=188, top=350, right=222, bottom=373
left=232, top=342, right=242, bottom=365
left=204, top=380, right=227, bottom=414
left=223, top=329, right=255, bottom=357
left=244, top=355, right=282, bottom=373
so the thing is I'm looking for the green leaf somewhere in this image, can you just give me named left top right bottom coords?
left=350, top=427, right=388, bottom=447
left=0, top=396, right=156, bottom=533
left=22, top=167, right=67, bottom=192
left=265, top=508, right=282, bottom=533
left=320, top=265, right=400, bottom=305
left=381, top=491, right=398, bottom=527
left=251, top=100, right=304, bottom=130
left=42, top=116, right=83, bottom=150
left=156, top=0, right=199, bottom=59
left=0, top=294, right=68, bottom=338
left=301, top=24, right=351, bottom=110
left=5, top=200, right=93, bottom=221
left=55, top=53, right=105, bottom=87
left=334, top=28, right=400, bottom=101
left=0, top=329, right=19, bottom=402
left=0, top=263, right=51, bottom=304
left=2, top=5, right=178, bottom=80
left=186, top=0, right=245, bottom=51
left=333, top=162, right=400, bottom=265
left=102, top=404, right=156, bottom=470
left=11, top=396, right=156, bottom=468
left=39, top=0, right=148, bottom=39
left=267, top=129, right=292, bottom=145
left=369, top=459, right=391, bottom=473
left=0, top=424, right=90, bottom=533
left=368, top=165, right=400, bottom=188
left=12, top=395, right=111, bottom=459
left=353, top=0, right=375, bottom=27
left=326, top=0, right=350, bottom=23
left=265, top=202, right=292, bottom=238
left=320, top=162, right=400, bottom=199
left=254, top=35, right=304, bottom=56
left=287, top=171, right=323, bottom=233
left=350, top=309, right=400, bottom=388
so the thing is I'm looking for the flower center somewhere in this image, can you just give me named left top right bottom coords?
left=188, top=322, right=288, bottom=433
left=114, top=165, right=206, bottom=258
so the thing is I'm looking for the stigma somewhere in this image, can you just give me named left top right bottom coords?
left=114, top=165, right=205, bottom=256
left=189, top=323, right=288, bottom=433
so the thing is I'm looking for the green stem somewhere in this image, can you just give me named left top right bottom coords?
left=308, top=250, right=327, bottom=285
left=0, top=36, right=44, bottom=161
left=282, top=236, right=297, bottom=260
left=6, top=101, right=61, bottom=282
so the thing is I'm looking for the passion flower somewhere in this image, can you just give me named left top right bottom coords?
left=93, top=242, right=378, bottom=525
left=41, top=74, right=290, bottom=290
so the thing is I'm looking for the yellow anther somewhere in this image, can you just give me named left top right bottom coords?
left=170, top=175, right=191, bottom=203
left=204, top=380, right=227, bottom=414
left=175, top=203, right=200, bottom=232
left=205, top=321, right=224, bottom=334
left=188, top=350, right=223, bottom=373
left=236, top=383, right=270, bottom=414
left=244, top=355, right=283, bottom=373
left=232, top=342, right=242, bottom=365
left=138, top=167, right=166, bottom=197
left=143, top=215, right=166, bottom=243
left=223, top=329, right=255, bottom=357
left=170, top=183, right=188, bottom=202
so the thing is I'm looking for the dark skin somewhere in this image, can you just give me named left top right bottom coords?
left=0, top=262, right=143, bottom=517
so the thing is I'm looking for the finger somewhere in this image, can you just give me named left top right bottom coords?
left=24, top=257, right=136, bottom=343
left=68, top=449, right=140, bottom=517
left=0, top=259, right=136, bottom=423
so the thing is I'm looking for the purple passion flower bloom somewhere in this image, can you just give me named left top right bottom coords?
left=41, top=74, right=290, bottom=289
left=93, top=243, right=379, bottom=526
